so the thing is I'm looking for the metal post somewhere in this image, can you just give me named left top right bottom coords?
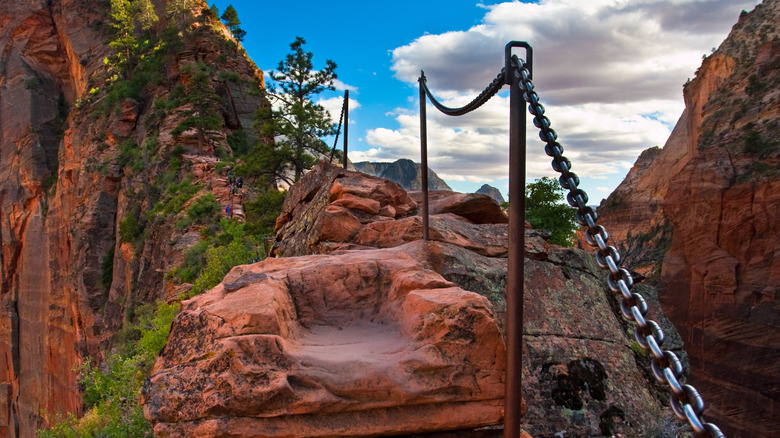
left=343, top=90, right=349, bottom=169
left=504, top=41, right=530, bottom=438
left=418, top=72, right=430, bottom=241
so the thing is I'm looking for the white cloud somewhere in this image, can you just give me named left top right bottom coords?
left=367, top=0, right=757, bottom=194
left=318, top=96, right=361, bottom=124
left=332, top=78, right=358, bottom=92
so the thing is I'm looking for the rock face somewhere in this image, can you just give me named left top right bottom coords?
left=147, top=160, right=680, bottom=437
left=591, top=2, right=780, bottom=436
left=353, top=158, right=452, bottom=191
left=476, top=184, right=505, bottom=205
left=144, top=245, right=507, bottom=437
left=0, top=1, right=268, bottom=436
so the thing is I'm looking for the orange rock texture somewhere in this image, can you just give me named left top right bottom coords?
left=591, top=2, right=780, bottom=436
left=144, top=245, right=507, bottom=437
left=0, top=1, right=268, bottom=436
left=146, top=160, right=680, bottom=437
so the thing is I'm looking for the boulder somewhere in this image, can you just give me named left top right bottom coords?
left=144, top=245, right=507, bottom=437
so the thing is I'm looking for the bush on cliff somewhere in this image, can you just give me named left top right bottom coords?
left=524, top=177, right=578, bottom=247
left=38, top=301, right=178, bottom=438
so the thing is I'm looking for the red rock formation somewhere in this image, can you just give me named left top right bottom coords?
left=0, top=1, right=268, bottom=436
left=592, top=2, right=780, bottom=436
left=147, top=160, right=679, bottom=437
left=144, top=245, right=508, bottom=437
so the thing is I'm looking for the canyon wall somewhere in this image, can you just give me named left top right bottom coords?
left=0, top=1, right=267, bottom=436
left=592, top=2, right=780, bottom=436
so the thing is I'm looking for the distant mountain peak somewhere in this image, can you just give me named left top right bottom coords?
left=353, top=159, right=452, bottom=191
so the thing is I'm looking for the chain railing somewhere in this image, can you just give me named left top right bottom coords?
left=510, top=51, right=725, bottom=438
left=418, top=41, right=725, bottom=438
left=328, top=89, right=349, bottom=168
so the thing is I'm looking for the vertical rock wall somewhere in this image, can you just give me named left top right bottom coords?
left=0, top=1, right=269, bottom=436
left=593, top=2, right=780, bottom=436
left=0, top=1, right=104, bottom=434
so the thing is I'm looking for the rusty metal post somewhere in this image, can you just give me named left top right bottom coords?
left=504, top=41, right=531, bottom=438
left=418, top=72, right=430, bottom=241
left=343, top=90, right=349, bottom=169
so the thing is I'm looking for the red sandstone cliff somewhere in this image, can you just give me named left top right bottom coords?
left=592, top=2, right=780, bottom=436
left=0, top=1, right=266, bottom=436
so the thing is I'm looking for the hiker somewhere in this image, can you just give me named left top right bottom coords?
left=226, top=204, right=232, bottom=218
left=236, top=176, right=243, bottom=189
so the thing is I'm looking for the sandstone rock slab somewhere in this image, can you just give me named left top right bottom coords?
left=144, top=246, right=506, bottom=437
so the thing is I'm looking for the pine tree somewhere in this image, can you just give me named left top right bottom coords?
left=524, top=177, right=578, bottom=246
left=108, top=0, right=137, bottom=79
left=166, top=0, right=198, bottom=28
left=220, top=5, right=246, bottom=42
left=171, top=62, right=224, bottom=153
left=208, top=4, right=220, bottom=22
left=134, top=0, right=158, bottom=34
left=255, top=37, right=338, bottom=182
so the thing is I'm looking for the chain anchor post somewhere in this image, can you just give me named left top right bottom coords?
left=343, top=89, right=349, bottom=169
left=419, top=71, right=430, bottom=241
left=504, top=40, right=532, bottom=438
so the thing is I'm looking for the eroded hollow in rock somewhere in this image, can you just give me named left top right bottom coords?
left=144, top=244, right=507, bottom=437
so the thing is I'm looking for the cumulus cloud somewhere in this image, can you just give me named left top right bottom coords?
left=367, top=0, right=757, bottom=192
left=318, top=96, right=361, bottom=125
left=391, top=0, right=755, bottom=104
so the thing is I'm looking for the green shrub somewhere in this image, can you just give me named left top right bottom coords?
left=525, top=177, right=577, bottom=247
left=117, top=139, right=138, bottom=168
left=119, top=214, right=143, bottom=244
left=176, top=241, right=209, bottom=283
left=39, top=301, right=179, bottom=438
left=227, top=129, right=250, bottom=156
left=244, top=190, right=286, bottom=237
left=187, top=193, right=220, bottom=223
left=190, top=237, right=255, bottom=295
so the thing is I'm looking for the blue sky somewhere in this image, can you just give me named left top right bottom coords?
left=211, top=0, right=759, bottom=202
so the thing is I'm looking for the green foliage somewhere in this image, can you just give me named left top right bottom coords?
left=189, top=222, right=258, bottom=295
left=746, top=74, right=767, bottom=96
left=243, top=190, right=286, bottom=237
left=38, top=301, right=179, bottom=437
left=119, top=213, right=143, bottom=244
left=220, top=5, right=246, bottom=42
left=525, top=177, right=578, bottom=247
left=134, top=0, right=158, bottom=33
left=117, top=139, right=137, bottom=168
left=171, top=62, right=224, bottom=153
left=254, top=37, right=338, bottom=183
left=743, top=127, right=777, bottom=157
left=107, top=0, right=137, bottom=79
left=207, top=4, right=220, bottom=22
left=165, top=0, right=199, bottom=28
left=218, top=70, right=240, bottom=83
left=226, top=128, right=249, bottom=156
left=186, top=193, right=220, bottom=223
left=174, top=241, right=210, bottom=283
left=148, top=176, right=201, bottom=218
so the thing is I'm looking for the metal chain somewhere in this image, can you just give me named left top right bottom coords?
left=509, top=55, right=725, bottom=438
left=328, top=95, right=347, bottom=163
left=420, top=68, right=506, bottom=116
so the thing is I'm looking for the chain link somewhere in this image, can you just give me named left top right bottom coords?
left=328, top=94, right=347, bottom=163
left=510, top=55, right=725, bottom=438
left=420, top=68, right=506, bottom=116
